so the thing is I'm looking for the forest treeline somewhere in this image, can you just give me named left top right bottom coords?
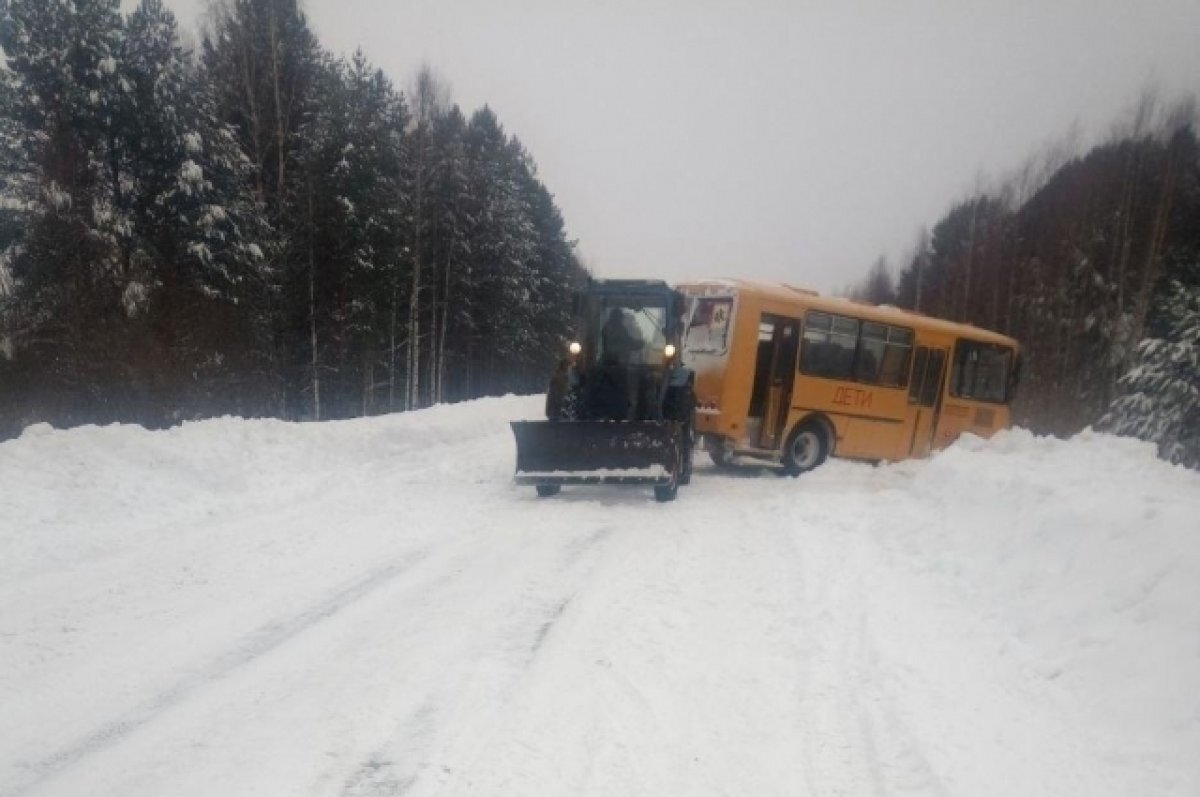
left=848, top=95, right=1200, bottom=466
left=0, top=0, right=587, bottom=439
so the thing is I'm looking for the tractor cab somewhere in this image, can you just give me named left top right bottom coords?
left=565, top=281, right=687, bottom=422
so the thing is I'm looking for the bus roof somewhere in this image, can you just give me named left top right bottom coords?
left=677, top=278, right=1019, bottom=348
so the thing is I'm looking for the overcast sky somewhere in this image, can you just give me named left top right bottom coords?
left=152, top=0, right=1200, bottom=292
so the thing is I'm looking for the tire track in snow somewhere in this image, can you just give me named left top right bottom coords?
left=339, top=703, right=435, bottom=797
left=782, top=491, right=952, bottom=797
left=10, top=547, right=434, bottom=797
left=327, top=520, right=621, bottom=797
left=409, top=492, right=820, bottom=797
left=528, top=526, right=615, bottom=655
left=782, top=509, right=892, bottom=797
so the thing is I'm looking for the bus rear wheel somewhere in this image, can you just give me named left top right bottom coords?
left=780, top=423, right=828, bottom=477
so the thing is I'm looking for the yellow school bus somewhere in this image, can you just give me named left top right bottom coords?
left=678, top=279, right=1020, bottom=473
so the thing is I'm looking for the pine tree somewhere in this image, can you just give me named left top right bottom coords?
left=425, top=104, right=473, bottom=404
left=402, top=66, right=447, bottom=410
left=120, top=0, right=272, bottom=418
left=850, top=256, right=897, bottom=305
left=0, top=0, right=128, bottom=418
left=0, top=0, right=591, bottom=434
left=203, top=0, right=326, bottom=418
left=1102, top=277, right=1200, bottom=468
left=510, top=136, right=585, bottom=382
left=300, top=52, right=407, bottom=418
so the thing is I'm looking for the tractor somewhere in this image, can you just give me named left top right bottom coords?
left=510, top=279, right=695, bottom=502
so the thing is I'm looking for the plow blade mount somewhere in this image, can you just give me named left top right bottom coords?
left=511, top=420, right=679, bottom=486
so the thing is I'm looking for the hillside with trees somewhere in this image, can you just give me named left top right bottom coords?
left=0, top=0, right=586, bottom=438
left=847, top=95, right=1200, bottom=467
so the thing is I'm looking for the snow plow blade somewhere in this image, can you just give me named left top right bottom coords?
left=511, top=420, right=678, bottom=486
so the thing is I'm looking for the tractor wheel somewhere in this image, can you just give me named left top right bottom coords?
left=780, top=422, right=829, bottom=478
left=536, top=484, right=561, bottom=498
left=678, top=447, right=693, bottom=486
left=678, top=421, right=695, bottom=487
left=665, top=385, right=696, bottom=487
left=654, top=445, right=681, bottom=502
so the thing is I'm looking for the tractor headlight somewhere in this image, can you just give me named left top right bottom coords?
left=568, top=341, right=582, bottom=355
left=664, top=343, right=677, bottom=359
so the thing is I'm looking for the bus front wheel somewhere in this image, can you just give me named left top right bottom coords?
left=780, top=423, right=828, bottom=477
left=707, top=438, right=738, bottom=469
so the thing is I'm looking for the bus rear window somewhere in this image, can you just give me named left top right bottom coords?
left=951, top=341, right=1013, bottom=404
left=685, top=297, right=734, bottom=355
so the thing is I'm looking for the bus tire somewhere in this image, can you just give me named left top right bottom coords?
left=780, top=422, right=828, bottom=477
left=708, top=439, right=737, bottom=469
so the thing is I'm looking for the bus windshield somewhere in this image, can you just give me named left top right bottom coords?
left=684, top=297, right=734, bottom=355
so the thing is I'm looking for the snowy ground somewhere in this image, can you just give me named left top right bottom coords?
left=2, top=395, right=1198, bottom=797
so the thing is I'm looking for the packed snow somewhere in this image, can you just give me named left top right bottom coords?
left=1, top=396, right=1197, bottom=797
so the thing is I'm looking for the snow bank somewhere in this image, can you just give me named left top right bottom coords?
left=0, top=395, right=542, bottom=583
left=1, top=399, right=1197, bottom=797
left=801, top=428, right=1200, bottom=795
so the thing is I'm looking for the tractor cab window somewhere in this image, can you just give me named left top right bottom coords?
left=585, top=296, right=668, bottom=367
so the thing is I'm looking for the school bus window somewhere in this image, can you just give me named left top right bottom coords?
left=951, top=341, right=1013, bottom=403
left=878, top=327, right=913, bottom=387
left=854, top=322, right=887, bottom=382
left=842, top=321, right=913, bottom=387
left=908, top=347, right=929, bottom=404
left=800, top=311, right=858, bottom=378
left=684, top=297, right=734, bottom=355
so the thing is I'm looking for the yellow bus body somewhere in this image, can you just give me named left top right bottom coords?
left=678, top=279, right=1020, bottom=465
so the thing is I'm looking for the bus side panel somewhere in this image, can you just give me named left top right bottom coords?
left=933, top=400, right=1011, bottom=449
left=842, top=416, right=911, bottom=460
left=786, top=376, right=910, bottom=460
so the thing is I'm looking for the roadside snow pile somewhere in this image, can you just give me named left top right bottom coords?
left=800, top=428, right=1200, bottom=796
left=1, top=399, right=1197, bottom=797
left=0, top=395, right=541, bottom=582
left=901, top=428, right=1199, bottom=746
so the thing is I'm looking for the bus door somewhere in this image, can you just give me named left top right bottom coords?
left=907, top=346, right=947, bottom=457
left=748, top=314, right=800, bottom=449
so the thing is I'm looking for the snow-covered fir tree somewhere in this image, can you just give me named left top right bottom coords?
left=425, top=105, right=474, bottom=404
left=0, top=0, right=585, bottom=434
left=0, top=0, right=128, bottom=396
left=1102, top=277, right=1200, bottom=468
left=462, top=106, right=540, bottom=394
left=120, top=0, right=273, bottom=414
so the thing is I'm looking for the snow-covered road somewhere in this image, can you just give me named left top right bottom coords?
left=2, top=396, right=1198, bottom=797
